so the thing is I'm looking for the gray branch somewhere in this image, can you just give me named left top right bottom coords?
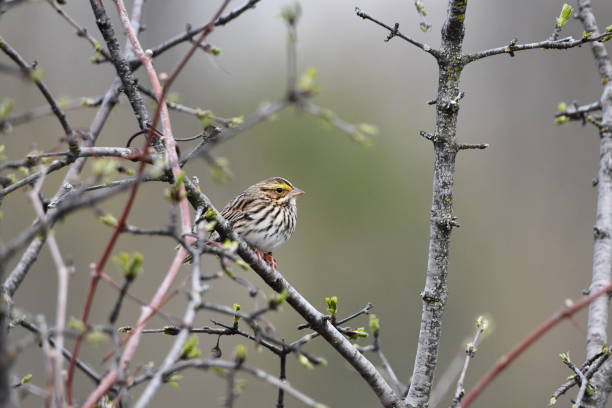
left=405, top=1, right=471, bottom=406
left=574, top=1, right=612, bottom=407
left=463, top=31, right=612, bottom=64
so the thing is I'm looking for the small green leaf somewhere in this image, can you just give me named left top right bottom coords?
left=210, top=46, right=222, bottom=56
left=555, top=115, right=570, bottom=125
left=348, top=327, right=368, bottom=340
left=556, top=4, right=574, bottom=28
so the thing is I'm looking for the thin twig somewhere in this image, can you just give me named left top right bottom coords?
left=354, top=7, right=439, bottom=58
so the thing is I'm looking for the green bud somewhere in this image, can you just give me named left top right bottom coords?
left=280, top=2, right=302, bottom=25
left=68, top=316, right=86, bottom=333
left=167, top=92, right=180, bottom=104
left=0, top=98, right=15, bottom=120
left=549, top=397, right=557, bottom=406
left=233, top=303, right=241, bottom=324
left=229, top=116, right=244, bottom=128
left=99, top=213, right=118, bottom=227
left=20, top=373, right=33, bottom=385
left=557, top=102, right=568, bottom=113
left=204, top=208, right=217, bottom=220
left=415, top=0, right=427, bottom=16
left=235, top=259, right=249, bottom=270
left=222, top=239, right=239, bottom=252
left=112, top=252, right=144, bottom=281
left=476, top=316, right=489, bottom=332
left=357, top=123, right=379, bottom=137
left=369, top=314, right=380, bottom=334
left=80, top=97, right=96, bottom=107
left=555, top=115, right=570, bottom=125
left=298, top=67, right=319, bottom=93
left=325, top=296, right=338, bottom=317
left=196, top=108, right=214, bottom=128
left=30, top=67, right=45, bottom=82
left=582, top=31, right=594, bottom=39
left=92, top=158, right=118, bottom=178
left=297, top=353, right=314, bottom=369
left=180, top=335, right=202, bottom=360
left=85, top=330, right=110, bottom=346
left=234, top=344, right=247, bottom=364
left=210, top=46, right=221, bottom=56
left=164, top=372, right=182, bottom=388
left=559, top=351, right=571, bottom=364
left=556, top=4, right=573, bottom=28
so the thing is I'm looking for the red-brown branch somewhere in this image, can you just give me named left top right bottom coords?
left=460, top=282, right=612, bottom=408
left=78, top=1, right=230, bottom=407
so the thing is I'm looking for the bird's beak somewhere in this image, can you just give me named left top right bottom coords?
left=289, top=187, right=305, bottom=197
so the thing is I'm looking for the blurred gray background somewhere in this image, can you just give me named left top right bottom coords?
left=2, top=0, right=612, bottom=407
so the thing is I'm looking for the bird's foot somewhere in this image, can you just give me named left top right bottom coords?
left=262, top=252, right=277, bottom=270
left=251, top=247, right=277, bottom=270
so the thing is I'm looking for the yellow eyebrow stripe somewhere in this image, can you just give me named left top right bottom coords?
left=269, top=183, right=292, bottom=191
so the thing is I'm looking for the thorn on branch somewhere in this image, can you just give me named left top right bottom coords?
left=420, top=130, right=438, bottom=143
left=457, top=143, right=489, bottom=151
left=505, top=38, right=518, bottom=57
left=593, top=226, right=610, bottom=240
left=385, top=23, right=400, bottom=42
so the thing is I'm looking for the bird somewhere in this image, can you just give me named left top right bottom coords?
left=189, top=177, right=304, bottom=268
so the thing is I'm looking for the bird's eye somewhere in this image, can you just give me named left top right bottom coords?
left=275, top=188, right=283, bottom=193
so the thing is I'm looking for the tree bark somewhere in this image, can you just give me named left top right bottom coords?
left=405, top=1, right=468, bottom=406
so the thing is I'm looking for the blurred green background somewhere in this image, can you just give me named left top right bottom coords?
left=2, top=0, right=612, bottom=407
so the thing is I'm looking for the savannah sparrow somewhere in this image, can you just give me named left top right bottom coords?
left=193, top=177, right=304, bottom=268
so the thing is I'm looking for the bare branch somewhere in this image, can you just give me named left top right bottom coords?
left=463, top=31, right=612, bottom=64
left=354, top=7, right=439, bottom=58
